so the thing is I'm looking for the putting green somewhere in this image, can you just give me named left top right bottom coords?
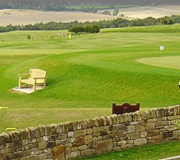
left=138, top=56, right=180, bottom=70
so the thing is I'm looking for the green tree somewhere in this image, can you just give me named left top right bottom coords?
left=113, top=8, right=119, bottom=16
left=27, top=34, right=31, bottom=40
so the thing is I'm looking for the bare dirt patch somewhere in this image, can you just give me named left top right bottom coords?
left=0, top=9, right=116, bottom=26
left=100, top=5, right=180, bottom=19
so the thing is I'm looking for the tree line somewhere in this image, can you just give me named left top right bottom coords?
left=1, top=0, right=180, bottom=11
left=0, top=15, right=180, bottom=33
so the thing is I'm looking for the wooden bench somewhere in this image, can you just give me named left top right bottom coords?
left=112, top=102, right=140, bottom=114
left=18, top=69, right=47, bottom=92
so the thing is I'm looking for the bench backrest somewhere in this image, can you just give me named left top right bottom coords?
left=29, top=69, right=47, bottom=79
left=112, top=102, right=140, bottom=114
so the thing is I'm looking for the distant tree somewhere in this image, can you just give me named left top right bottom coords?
left=69, top=24, right=100, bottom=34
left=101, top=10, right=111, bottom=15
left=91, top=7, right=98, bottom=13
left=1, top=15, right=180, bottom=33
left=87, top=25, right=100, bottom=33
left=160, top=17, right=173, bottom=25
left=110, top=4, right=114, bottom=9
left=27, top=34, right=31, bottom=40
left=113, top=8, right=119, bottom=16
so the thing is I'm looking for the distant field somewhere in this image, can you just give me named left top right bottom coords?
left=0, top=5, right=180, bottom=26
left=0, top=9, right=116, bottom=26
left=109, top=5, right=180, bottom=19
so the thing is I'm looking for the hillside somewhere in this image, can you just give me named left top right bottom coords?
left=1, top=0, right=180, bottom=11
left=0, top=5, right=180, bottom=26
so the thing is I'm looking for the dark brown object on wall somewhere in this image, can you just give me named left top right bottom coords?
left=112, top=102, right=140, bottom=114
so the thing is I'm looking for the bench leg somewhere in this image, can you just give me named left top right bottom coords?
left=33, top=84, right=36, bottom=92
left=43, top=82, right=46, bottom=88
left=19, top=81, right=21, bottom=89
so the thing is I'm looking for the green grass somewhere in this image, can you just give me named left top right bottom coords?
left=78, top=141, right=180, bottom=160
left=1, top=25, right=180, bottom=133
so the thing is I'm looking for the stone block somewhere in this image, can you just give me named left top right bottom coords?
left=75, top=130, right=86, bottom=137
left=146, top=123, right=155, bottom=130
left=14, top=151, right=23, bottom=159
left=141, top=131, right=147, bottom=138
left=38, top=142, right=47, bottom=150
left=73, top=137, right=84, bottom=147
left=86, top=129, right=92, bottom=135
left=111, top=124, right=127, bottom=133
left=68, top=122, right=74, bottom=131
left=163, top=131, right=173, bottom=138
left=82, top=120, right=88, bottom=130
left=52, top=145, right=65, bottom=160
left=64, top=123, right=69, bottom=132
left=157, top=108, right=165, bottom=118
left=81, top=149, right=95, bottom=156
left=155, top=121, right=164, bottom=129
left=122, top=114, right=129, bottom=123
left=26, top=155, right=46, bottom=160
left=72, top=122, right=78, bottom=131
left=133, top=113, right=140, bottom=121
left=127, top=125, right=135, bottom=133
left=23, top=150, right=31, bottom=157
left=134, top=138, right=147, bottom=146
left=64, top=143, right=72, bottom=148
left=147, top=130, right=160, bottom=137
left=147, top=118, right=157, bottom=123
left=56, top=138, right=71, bottom=146
left=86, top=119, right=94, bottom=128
left=110, top=115, right=117, bottom=125
left=128, top=133, right=141, bottom=140
left=96, top=139, right=112, bottom=154
left=107, top=116, right=113, bottom=126
left=139, top=111, right=147, bottom=120
left=68, top=132, right=74, bottom=138
left=84, top=135, right=92, bottom=144
left=118, top=140, right=126, bottom=146
left=118, top=115, right=124, bottom=123
left=98, top=118, right=104, bottom=126
left=97, top=136, right=103, bottom=141
left=47, top=141, right=56, bottom=148
left=58, top=133, right=67, bottom=140
left=78, top=145, right=87, bottom=151
left=66, top=151, right=80, bottom=160
left=173, top=130, right=179, bottom=138
left=136, top=125, right=145, bottom=133
left=57, top=124, right=64, bottom=133
left=0, top=133, right=10, bottom=145
left=93, top=118, right=99, bottom=127
left=100, top=130, right=108, bottom=136
left=39, top=126, right=45, bottom=136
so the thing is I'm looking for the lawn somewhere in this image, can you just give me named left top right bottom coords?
left=0, top=25, right=180, bottom=133
left=78, top=141, right=180, bottom=160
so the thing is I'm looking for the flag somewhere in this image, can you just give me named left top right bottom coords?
left=69, top=32, right=72, bottom=40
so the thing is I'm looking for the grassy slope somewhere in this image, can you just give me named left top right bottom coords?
left=1, top=25, right=180, bottom=132
left=79, top=141, right=180, bottom=160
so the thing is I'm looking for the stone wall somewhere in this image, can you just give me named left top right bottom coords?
left=1, top=105, right=180, bottom=160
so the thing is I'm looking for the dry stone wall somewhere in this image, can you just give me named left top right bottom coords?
left=1, top=105, right=180, bottom=160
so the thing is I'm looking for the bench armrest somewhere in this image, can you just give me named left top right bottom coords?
left=33, top=77, right=46, bottom=79
left=18, top=73, right=29, bottom=77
